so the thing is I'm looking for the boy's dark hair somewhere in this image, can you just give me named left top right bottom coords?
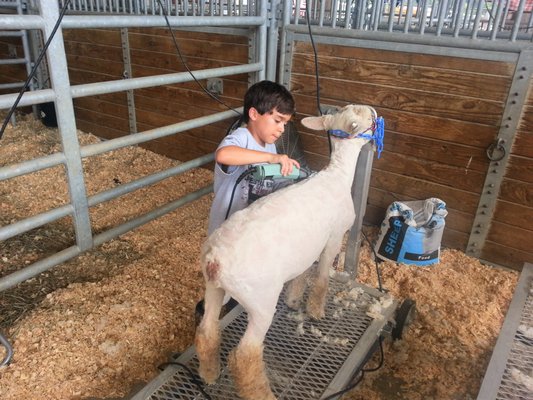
left=242, top=80, right=295, bottom=123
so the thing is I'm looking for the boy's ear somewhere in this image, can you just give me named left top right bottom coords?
left=301, top=114, right=332, bottom=131
left=248, top=107, right=259, bottom=121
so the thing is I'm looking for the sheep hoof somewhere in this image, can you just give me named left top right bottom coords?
left=229, top=345, right=277, bottom=400
left=308, top=308, right=325, bottom=320
left=307, top=301, right=326, bottom=320
left=284, top=297, right=301, bottom=310
left=199, top=361, right=221, bottom=384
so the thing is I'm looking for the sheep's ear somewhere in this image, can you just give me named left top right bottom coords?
left=301, top=114, right=331, bottom=131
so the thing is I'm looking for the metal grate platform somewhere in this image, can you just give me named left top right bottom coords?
left=477, top=263, right=533, bottom=400
left=131, top=276, right=397, bottom=400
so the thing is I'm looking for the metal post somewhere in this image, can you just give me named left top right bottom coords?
left=120, top=27, right=137, bottom=133
left=466, top=49, right=533, bottom=259
left=266, top=0, right=280, bottom=81
left=257, top=0, right=267, bottom=80
left=344, top=142, right=374, bottom=277
left=39, top=0, right=94, bottom=251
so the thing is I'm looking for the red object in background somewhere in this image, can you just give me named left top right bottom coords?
left=509, top=0, right=533, bottom=12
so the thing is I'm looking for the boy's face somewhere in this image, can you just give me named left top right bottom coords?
left=248, top=107, right=291, bottom=146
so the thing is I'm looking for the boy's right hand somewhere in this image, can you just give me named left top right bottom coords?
left=270, top=154, right=300, bottom=177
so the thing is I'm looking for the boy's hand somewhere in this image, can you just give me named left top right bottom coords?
left=271, top=154, right=300, bottom=176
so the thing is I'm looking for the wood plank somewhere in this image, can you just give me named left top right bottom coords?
left=487, top=220, right=533, bottom=253
left=129, top=27, right=249, bottom=44
left=135, top=109, right=233, bottom=146
left=62, top=28, right=122, bottom=46
left=74, top=96, right=129, bottom=118
left=68, top=67, right=124, bottom=84
left=506, top=154, right=533, bottom=184
left=140, top=133, right=218, bottom=163
left=127, top=31, right=248, bottom=61
left=292, top=54, right=510, bottom=102
left=441, top=228, right=469, bottom=251
left=135, top=84, right=246, bottom=109
left=370, top=169, right=480, bottom=214
left=494, top=200, right=533, bottom=229
left=499, top=178, right=533, bottom=207
left=76, top=119, right=127, bottom=140
left=131, top=68, right=248, bottom=101
left=374, top=151, right=486, bottom=193
left=294, top=41, right=516, bottom=76
left=376, top=131, right=489, bottom=172
left=291, top=74, right=505, bottom=125
left=293, top=94, right=499, bottom=147
left=66, top=54, right=124, bottom=78
left=74, top=106, right=130, bottom=133
left=512, top=129, right=533, bottom=158
left=64, top=41, right=123, bottom=62
left=481, top=241, right=532, bottom=271
left=129, top=48, right=248, bottom=75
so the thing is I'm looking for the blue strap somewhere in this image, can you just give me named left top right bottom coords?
left=327, top=116, right=385, bottom=158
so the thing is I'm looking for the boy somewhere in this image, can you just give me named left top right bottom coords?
left=196, top=80, right=300, bottom=322
left=207, top=80, right=300, bottom=235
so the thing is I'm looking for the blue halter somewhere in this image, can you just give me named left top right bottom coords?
left=328, top=116, right=385, bottom=159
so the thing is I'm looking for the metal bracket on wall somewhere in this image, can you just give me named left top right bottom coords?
left=121, top=28, right=137, bottom=134
left=206, top=78, right=223, bottom=96
left=280, top=30, right=294, bottom=88
left=466, top=49, right=533, bottom=259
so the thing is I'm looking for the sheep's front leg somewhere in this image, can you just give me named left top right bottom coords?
left=307, top=237, right=342, bottom=319
left=229, top=296, right=279, bottom=400
left=195, top=284, right=225, bottom=384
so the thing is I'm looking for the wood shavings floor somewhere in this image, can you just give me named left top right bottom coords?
left=0, top=115, right=519, bottom=400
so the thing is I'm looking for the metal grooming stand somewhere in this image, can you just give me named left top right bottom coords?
left=131, top=143, right=401, bottom=399
left=477, top=262, right=533, bottom=400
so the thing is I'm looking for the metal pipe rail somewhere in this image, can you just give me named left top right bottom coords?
left=0, top=0, right=268, bottom=293
left=287, top=0, right=533, bottom=42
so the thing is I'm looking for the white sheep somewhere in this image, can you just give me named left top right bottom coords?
left=195, top=104, right=378, bottom=400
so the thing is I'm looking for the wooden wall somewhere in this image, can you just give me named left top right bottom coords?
left=2, top=26, right=531, bottom=270
left=62, top=27, right=251, bottom=161
left=288, top=41, right=532, bottom=270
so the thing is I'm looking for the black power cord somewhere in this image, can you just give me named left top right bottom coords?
left=157, top=361, right=212, bottom=400
left=0, top=0, right=72, bottom=140
left=321, top=336, right=385, bottom=400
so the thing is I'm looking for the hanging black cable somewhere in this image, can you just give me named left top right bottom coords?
left=0, top=0, right=72, bottom=140
left=304, top=0, right=332, bottom=155
left=156, top=0, right=241, bottom=117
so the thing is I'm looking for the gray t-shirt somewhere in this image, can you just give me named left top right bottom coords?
left=207, top=127, right=277, bottom=235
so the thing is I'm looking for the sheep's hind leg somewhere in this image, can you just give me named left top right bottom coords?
left=229, top=298, right=279, bottom=400
left=307, top=238, right=342, bottom=319
left=284, top=270, right=309, bottom=310
left=195, top=284, right=225, bottom=384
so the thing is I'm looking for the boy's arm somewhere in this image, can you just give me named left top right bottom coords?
left=216, top=145, right=300, bottom=176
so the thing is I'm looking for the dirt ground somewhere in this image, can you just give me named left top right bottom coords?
left=0, top=114, right=519, bottom=399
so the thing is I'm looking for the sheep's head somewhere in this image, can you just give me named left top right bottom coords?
left=300, top=104, right=377, bottom=137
